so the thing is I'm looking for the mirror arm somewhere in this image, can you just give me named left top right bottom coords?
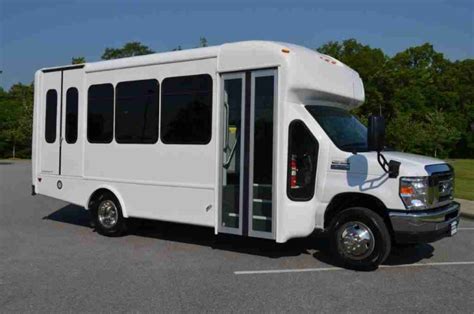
left=377, top=151, right=389, bottom=173
left=377, top=151, right=400, bottom=179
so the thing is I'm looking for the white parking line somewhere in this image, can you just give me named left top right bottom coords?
left=234, top=261, right=474, bottom=275
left=458, top=227, right=474, bottom=230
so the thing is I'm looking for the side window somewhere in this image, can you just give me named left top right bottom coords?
left=115, top=79, right=159, bottom=144
left=65, top=87, right=78, bottom=144
left=287, top=120, right=319, bottom=201
left=161, top=74, right=212, bottom=144
left=45, top=89, right=57, bottom=143
left=87, top=84, right=114, bottom=143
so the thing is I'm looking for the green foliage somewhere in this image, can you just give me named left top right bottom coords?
left=71, top=56, right=86, bottom=64
left=101, top=42, right=155, bottom=60
left=318, top=39, right=473, bottom=158
left=318, top=39, right=388, bottom=118
left=199, top=37, right=208, bottom=47
left=0, top=39, right=472, bottom=159
left=0, top=83, right=34, bottom=158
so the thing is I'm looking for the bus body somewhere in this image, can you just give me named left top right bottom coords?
left=32, top=41, right=460, bottom=268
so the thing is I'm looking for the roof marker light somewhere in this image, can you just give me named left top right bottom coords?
left=320, top=55, right=337, bottom=65
left=281, top=48, right=290, bottom=54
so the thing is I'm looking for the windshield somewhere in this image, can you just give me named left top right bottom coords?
left=306, top=105, right=368, bottom=152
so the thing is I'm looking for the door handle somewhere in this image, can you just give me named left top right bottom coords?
left=223, top=97, right=230, bottom=152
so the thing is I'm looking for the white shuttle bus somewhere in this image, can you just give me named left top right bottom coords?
left=32, top=41, right=460, bottom=269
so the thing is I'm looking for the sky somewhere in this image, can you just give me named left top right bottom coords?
left=0, top=0, right=473, bottom=89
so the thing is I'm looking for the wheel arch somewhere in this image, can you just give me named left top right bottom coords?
left=324, top=192, right=393, bottom=235
left=86, top=185, right=129, bottom=218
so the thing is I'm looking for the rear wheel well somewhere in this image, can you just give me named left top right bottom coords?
left=87, top=188, right=114, bottom=210
left=324, top=193, right=393, bottom=235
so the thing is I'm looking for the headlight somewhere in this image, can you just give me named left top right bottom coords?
left=399, top=177, right=429, bottom=210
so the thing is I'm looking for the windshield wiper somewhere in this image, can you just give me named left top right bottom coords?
left=340, top=142, right=367, bottom=149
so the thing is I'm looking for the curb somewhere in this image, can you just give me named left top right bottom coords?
left=460, top=211, right=474, bottom=220
left=456, top=199, right=474, bottom=220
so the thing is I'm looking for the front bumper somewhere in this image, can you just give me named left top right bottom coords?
left=388, top=202, right=460, bottom=244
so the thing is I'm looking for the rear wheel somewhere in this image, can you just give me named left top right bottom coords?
left=91, top=192, right=127, bottom=237
left=329, top=207, right=391, bottom=270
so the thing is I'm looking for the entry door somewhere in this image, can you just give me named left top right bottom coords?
left=219, top=69, right=277, bottom=239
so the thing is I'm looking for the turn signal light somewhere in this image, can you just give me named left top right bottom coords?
left=400, top=186, right=414, bottom=196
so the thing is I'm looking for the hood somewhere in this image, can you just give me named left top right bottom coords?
left=354, top=151, right=447, bottom=177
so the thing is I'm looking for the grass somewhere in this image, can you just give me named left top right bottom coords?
left=447, top=159, right=474, bottom=201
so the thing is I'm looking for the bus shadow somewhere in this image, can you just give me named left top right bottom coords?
left=43, top=204, right=92, bottom=227
left=44, top=204, right=434, bottom=267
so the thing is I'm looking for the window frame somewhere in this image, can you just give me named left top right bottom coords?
left=160, top=73, right=213, bottom=145
left=45, top=89, right=58, bottom=144
left=286, top=120, right=319, bottom=202
left=65, top=87, right=79, bottom=144
left=87, top=83, right=114, bottom=144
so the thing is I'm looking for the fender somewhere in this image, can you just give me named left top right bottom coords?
left=86, top=185, right=129, bottom=218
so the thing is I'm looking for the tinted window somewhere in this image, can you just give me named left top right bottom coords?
left=65, top=87, right=78, bottom=144
left=161, top=74, right=212, bottom=144
left=287, top=120, right=318, bottom=201
left=306, top=106, right=367, bottom=152
left=87, top=84, right=114, bottom=143
left=116, top=79, right=159, bottom=144
left=252, top=75, right=275, bottom=233
left=45, top=89, right=57, bottom=143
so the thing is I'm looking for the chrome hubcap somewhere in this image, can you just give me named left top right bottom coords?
left=97, top=200, right=118, bottom=228
left=337, top=221, right=375, bottom=260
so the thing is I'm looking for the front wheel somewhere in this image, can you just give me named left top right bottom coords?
left=329, top=207, right=391, bottom=270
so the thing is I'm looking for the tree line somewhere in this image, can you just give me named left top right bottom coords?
left=0, top=38, right=472, bottom=159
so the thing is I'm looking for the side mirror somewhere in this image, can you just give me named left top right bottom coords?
left=368, top=115, right=401, bottom=178
left=368, top=115, right=385, bottom=152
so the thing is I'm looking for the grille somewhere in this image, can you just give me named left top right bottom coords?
left=426, top=164, right=454, bottom=208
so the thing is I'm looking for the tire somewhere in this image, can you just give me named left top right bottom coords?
left=329, top=207, right=391, bottom=270
left=91, top=191, right=127, bottom=237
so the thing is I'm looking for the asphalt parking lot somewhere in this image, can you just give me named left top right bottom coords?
left=1, top=161, right=473, bottom=312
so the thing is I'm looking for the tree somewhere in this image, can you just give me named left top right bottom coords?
left=386, top=111, right=425, bottom=153
left=422, top=110, right=461, bottom=158
left=0, top=83, right=33, bottom=158
left=318, top=39, right=473, bottom=158
left=0, top=38, right=472, bottom=159
left=101, top=42, right=155, bottom=60
left=71, top=56, right=86, bottom=64
left=199, top=37, right=208, bottom=47
left=317, top=39, right=389, bottom=118
left=451, top=59, right=474, bottom=157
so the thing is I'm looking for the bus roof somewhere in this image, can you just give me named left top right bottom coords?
left=40, top=40, right=364, bottom=107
